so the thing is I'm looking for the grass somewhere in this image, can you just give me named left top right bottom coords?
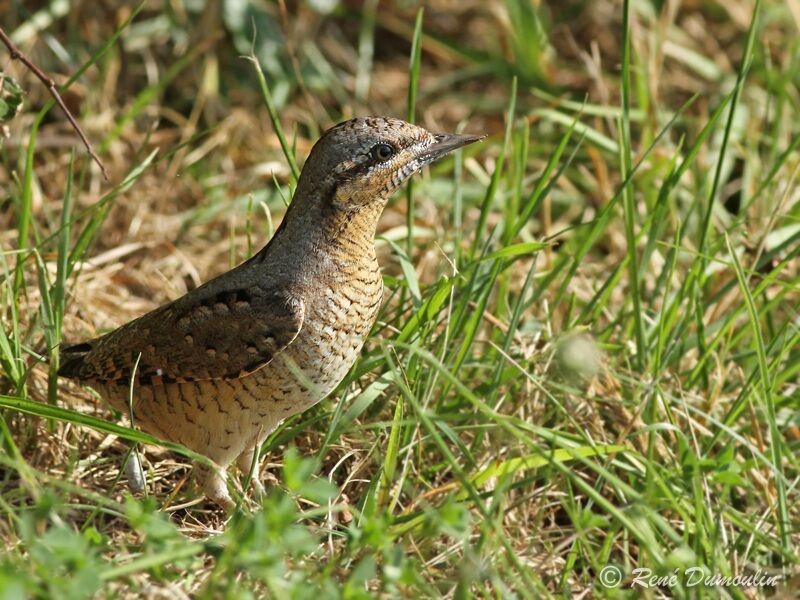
left=1, top=0, right=799, bottom=597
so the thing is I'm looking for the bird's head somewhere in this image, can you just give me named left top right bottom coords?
left=298, top=117, right=484, bottom=212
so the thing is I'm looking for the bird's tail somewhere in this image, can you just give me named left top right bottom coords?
left=57, top=341, right=95, bottom=379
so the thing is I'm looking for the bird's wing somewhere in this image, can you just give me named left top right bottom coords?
left=59, top=285, right=304, bottom=386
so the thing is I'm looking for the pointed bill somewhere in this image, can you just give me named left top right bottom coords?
left=419, top=132, right=486, bottom=163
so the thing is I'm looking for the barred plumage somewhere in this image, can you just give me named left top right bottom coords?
left=60, top=117, right=484, bottom=507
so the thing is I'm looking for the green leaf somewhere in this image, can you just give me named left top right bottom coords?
left=0, top=74, right=24, bottom=122
left=481, top=241, right=548, bottom=262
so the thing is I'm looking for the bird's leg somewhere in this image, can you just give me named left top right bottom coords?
left=123, top=448, right=146, bottom=494
left=236, top=447, right=266, bottom=500
left=196, top=462, right=234, bottom=509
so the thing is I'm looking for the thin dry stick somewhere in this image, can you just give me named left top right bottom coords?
left=0, top=27, right=109, bottom=181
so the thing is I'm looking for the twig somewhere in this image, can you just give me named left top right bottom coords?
left=0, top=27, right=109, bottom=181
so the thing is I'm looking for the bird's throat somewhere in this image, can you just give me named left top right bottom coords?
left=256, top=193, right=384, bottom=277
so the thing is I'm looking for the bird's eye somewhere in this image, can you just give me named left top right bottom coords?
left=371, top=143, right=395, bottom=162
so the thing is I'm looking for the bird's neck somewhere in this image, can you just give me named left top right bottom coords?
left=253, top=190, right=387, bottom=276
left=320, top=202, right=384, bottom=270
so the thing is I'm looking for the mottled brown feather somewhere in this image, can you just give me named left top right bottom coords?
left=57, top=117, right=483, bottom=507
left=59, top=282, right=304, bottom=385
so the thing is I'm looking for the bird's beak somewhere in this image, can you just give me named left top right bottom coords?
left=419, top=132, right=486, bottom=163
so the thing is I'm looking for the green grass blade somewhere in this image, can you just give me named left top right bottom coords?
left=726, top=234, right=790, bottom=553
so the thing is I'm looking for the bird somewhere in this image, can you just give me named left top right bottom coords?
left=58, top=116, right=484, bottom=507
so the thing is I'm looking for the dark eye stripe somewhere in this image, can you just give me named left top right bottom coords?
left=338, top=143, right=398, bottom=182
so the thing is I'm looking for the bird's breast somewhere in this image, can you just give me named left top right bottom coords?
left=255, top=255, right=384, bottom=411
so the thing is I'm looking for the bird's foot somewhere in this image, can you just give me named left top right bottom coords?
left=250, top=478, right=266, bottom=502
left=196, top=463, right=234, bottom=510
